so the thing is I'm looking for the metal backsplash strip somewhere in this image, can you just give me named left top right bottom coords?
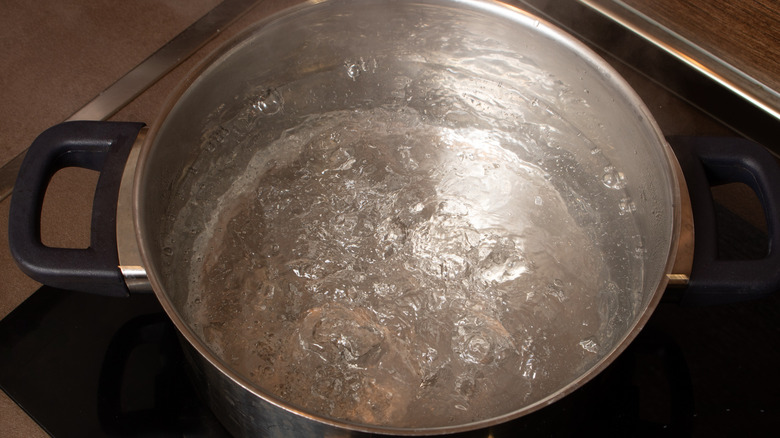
left=581, top=0, right=780, bottom=121
left=514, top=0, right=780, bottom=155
left=0, top=0, right=261, bottom=202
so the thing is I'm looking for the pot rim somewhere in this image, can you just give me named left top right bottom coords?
left=133, top=0, right=681, bottom=434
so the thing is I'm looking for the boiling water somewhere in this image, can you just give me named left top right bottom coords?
left=165, top=62, right=644, bottom=428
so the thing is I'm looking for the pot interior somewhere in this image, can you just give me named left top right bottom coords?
left=137, top=0, right=678, bottom=432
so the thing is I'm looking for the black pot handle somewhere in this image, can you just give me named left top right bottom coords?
left=8, top=121, right=145, bottom=297
left=668, top=136, right=780, bottom=305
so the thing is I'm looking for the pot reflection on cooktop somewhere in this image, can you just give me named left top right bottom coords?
left=96, top=312, right=229, bottom=437
left=0, top=288, right=228, bottom=437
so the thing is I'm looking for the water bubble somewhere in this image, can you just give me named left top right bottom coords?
left=633, top=236, right=647, bottom=259
left=453, top=316, right=513, bottom=365
left=579, top=337, right=599, bottom=354
left=205, top=125, right=229, bottom=152
left=534, top=196, right=543, bottom=206
left=305, top=306, right=385, bottom=366
left=464, top=335, right=492, bottom=363
left=422, top=347, right=438, bottom=364
left=163, top=246, right=174, bottom=256
left=521, top=355, right=540, bottom=380
left=618, top=198, right=636, bottom=215
left=346, top=62, right=362, bottom=80
left=602, top=166, right=626, bottom=189
left=455, top=375, right=476, bottom=397
left=546, top=279, right=566, bottom=302
left=252, top=88, right=284, bottom=115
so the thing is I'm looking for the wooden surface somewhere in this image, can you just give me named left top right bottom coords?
left=624, top=0, right=780, bottom=95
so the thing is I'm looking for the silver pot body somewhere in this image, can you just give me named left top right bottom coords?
left=133, top=0, right=680, bottom=435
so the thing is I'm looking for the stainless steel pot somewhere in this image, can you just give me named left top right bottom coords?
left=9, top=0, right=780, bottom=436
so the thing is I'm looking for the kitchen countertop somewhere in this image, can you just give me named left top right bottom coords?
left=0, top=0, right=772, bottom=436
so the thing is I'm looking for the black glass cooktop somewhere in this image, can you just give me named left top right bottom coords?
left=0, top=287, right=230, bottom=437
